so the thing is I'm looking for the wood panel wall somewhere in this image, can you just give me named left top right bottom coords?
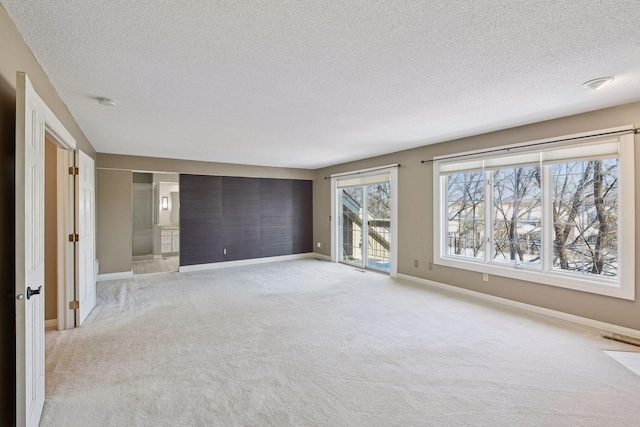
left=180, top=175, right=312, bottom=266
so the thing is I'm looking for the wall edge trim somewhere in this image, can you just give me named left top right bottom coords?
left=44, top=319, right=57, bottom=330
left=97, top=270, right=134, bottom=282
left=396, top=273, right=640, bottom=340
left=179, top=253, right=317, bottom=272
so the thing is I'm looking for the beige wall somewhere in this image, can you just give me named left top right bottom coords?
left=0, top=5, right=96, bottom=159
left=97, top=153, right=315, bottom=180
left=96, top=169, right=132, bottom=274
left=45, top=139, right=58, bottom=321
left=314, top=102, right=640, bottom=331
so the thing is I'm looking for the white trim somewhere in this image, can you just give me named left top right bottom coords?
left=433, top=257, right=632, bottom=300
left=330, top=177, right=336, bottom=263
left=51, top=144, right=76, bottom=331
left=35, top=85, right=77, bottom=331
left=97, top=270, right=134, bottom=281
left=313, top=252, right=331, bottom=261
left=179, top=253, right=316, bottom=272
left=397, top=273, right=640, bottom=340
left=389, top=167, right=398, bottom=278
left=45, top=319, right=57, bottom=331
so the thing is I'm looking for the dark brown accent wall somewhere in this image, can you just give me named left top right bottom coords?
left=180, top=175, right=223, bottom=265
left=180, top=174, right=312, bottom=266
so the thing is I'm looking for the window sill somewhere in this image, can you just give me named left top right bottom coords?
left=435, top=256, right=634, bottom=301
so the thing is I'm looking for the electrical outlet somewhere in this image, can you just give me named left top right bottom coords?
left=483, top=273, right=489, bottom=282
left=317, top=242, right=321, bottom=248
left=223, top=248, right=227, bottom=255
left=413, top=259, right=419, bottom=268
left=428, top=262, right=433, bottom=270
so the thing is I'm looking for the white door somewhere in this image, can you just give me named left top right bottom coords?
left=76, top=150, right=96, bottom=325
left=15, top=73, right=46, bottom=427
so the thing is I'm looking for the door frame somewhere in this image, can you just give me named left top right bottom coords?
left=47, top=134, right=76, bottom=330
left=330, top=164, right=398, bottom=278
left=75, top=149, right=96, bottom=325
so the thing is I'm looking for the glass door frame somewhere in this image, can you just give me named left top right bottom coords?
left=339, top=183, right=392, bottom=272
left=339, top=185, right=365, bottom=268
left=331, top=165, right=398, bottom=278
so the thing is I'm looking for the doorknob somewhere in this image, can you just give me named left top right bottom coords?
left=26, top=286, right=42, bottom=300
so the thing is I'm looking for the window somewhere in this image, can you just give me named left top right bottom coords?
left=434, top=128, right=635, bottom=300
left=446, top=171, right=485, bottom=259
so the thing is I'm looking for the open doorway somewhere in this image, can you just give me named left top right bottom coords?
left=132, top=172, right=180, bottom=275
left=43, top=134, right=75, bottom=331
left=44, top=137, right=59, bottom=330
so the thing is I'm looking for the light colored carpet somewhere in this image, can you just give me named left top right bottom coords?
left=43, top=259, right=640, bottom=426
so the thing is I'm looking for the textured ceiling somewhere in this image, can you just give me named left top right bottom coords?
left=3, top=1, right=640, bottom=169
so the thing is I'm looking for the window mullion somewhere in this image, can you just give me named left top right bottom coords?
left=542, top=164, right=552, bottom=273
left=485, top=169, right=492, bottom=265
left=441, top=174, right=447, bottom=259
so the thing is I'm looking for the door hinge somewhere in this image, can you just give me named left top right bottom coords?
left=69, top=166, right=79, bottom=175
left=69, top=300, right=80, bottom=310
left=68, top=233, right=79, bottom=242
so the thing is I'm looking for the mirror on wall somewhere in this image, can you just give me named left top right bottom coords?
left=156, top=180, right=179, bottom=226
left=170, top=191, right=180, bottom=223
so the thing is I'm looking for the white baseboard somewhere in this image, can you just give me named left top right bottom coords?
left=397, top=273, right=640, bottom=340
left=179, top=253, right=317, bottom=273
left=97, top=270, right=134, bottom=281
left=312, top=253, right=331, bottom=261
left=45, top=319, right=57, bottom=330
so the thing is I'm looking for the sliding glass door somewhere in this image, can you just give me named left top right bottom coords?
left=340, top=181, right=391, bottom=272
left=366, top=182, right=391, bottom=271
left=340, top=186, right=364, bottom=266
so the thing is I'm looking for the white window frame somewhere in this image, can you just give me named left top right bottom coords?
left=433, top=127, right=635, bottom=300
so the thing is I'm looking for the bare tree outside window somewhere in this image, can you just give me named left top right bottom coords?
left=552, top=159, right=618, bottom=277
left=446, top=172, right=485, bottom=259
left=492, top=166, right=541, bottom=266
left=444, top=158, right=618, bottom=278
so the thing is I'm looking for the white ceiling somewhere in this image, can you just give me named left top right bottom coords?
left=3, top=1, right=640, bottom=169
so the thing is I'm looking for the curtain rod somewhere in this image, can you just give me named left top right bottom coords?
left=323, top=163, right=400, bottom=180
left=420, top=127, right=638, bottom=165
